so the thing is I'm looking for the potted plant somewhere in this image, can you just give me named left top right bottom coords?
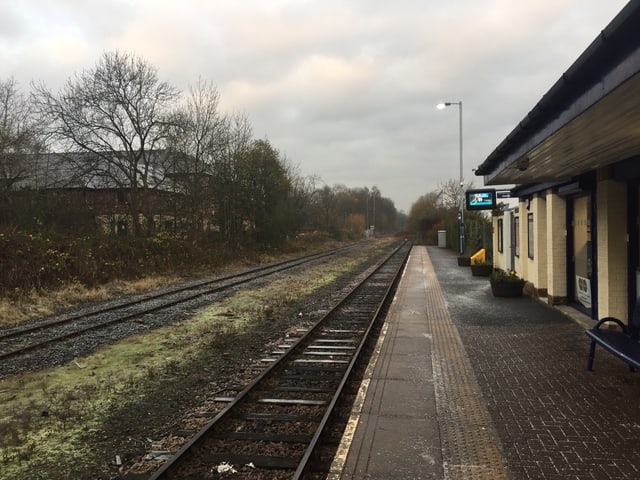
left=456, top=248, right=476, bottom=266
left=489, top=269, right=525, bottom=297
left=470, top=259, right=493, bottom=277
left=457, top=255, right=471, bottom=266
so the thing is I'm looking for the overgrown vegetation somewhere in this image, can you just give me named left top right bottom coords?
left=0, top=229, right=344, bottom=325
left=0, top=229, right=225, bottom=300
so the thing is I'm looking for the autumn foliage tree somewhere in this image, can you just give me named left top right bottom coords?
left=407, top=191, right=445, bottom=244
left=407, top=179, right=492, bottom=252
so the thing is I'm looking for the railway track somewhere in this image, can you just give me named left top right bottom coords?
left=146, top=240, right=411, bottom=479
left=0, top=243, right=363, bottom=363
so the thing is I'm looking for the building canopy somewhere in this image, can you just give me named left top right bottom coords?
left=475, top=1, right=640, bottom=187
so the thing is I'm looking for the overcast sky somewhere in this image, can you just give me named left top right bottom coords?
left=0, top=0, right=630, bottom=212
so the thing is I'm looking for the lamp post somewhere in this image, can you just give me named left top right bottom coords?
left=437, top=101, right=464, bottom=255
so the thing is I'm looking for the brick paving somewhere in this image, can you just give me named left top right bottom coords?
left=423, top=248, right=509, bottom=479
left=428, top=246, right=640, bottom=480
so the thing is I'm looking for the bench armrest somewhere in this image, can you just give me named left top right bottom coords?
left=591, top=317, right=628, bottom=334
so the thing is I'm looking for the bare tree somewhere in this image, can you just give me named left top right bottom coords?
left=0, top=78, right=45, bottom=225
left=166, top=78, right=226, bottom=236
left=438, top=178, right=474, bottom=210
left=32, top=51, right=180, bottom=235
left=168, top=77, right=225, bottom=168
left=281, top=159, right=315, bottom=236
left=0, top=78, right=43, bottom=190
left=211, top=112, right=254, bottom=245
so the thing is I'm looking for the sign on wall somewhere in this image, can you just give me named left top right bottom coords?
left=576, top=275, right=592, bottom=309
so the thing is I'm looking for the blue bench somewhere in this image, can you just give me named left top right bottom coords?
left=586, top=303, right=640, bottom=371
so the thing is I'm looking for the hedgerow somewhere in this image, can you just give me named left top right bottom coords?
left=0, top=228, right=226, bottom=298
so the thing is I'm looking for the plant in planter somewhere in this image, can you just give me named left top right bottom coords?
left=457, top=255, right=471, bottom=266
left=457, top=247, right=480, bottom=266
left=470, top=259, right=493, bottom=277
left=489, top=269, right=525, bottom=297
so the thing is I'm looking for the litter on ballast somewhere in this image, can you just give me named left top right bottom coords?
left=216, top=462, right=237, bottom=473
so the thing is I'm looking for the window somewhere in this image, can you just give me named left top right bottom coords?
left=527, top=213, right=534, bottom=259
left=497, top=218, right=504, bottom=253
left=514, top=216, right=520, bottom=257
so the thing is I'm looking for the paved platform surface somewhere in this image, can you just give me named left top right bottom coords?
left=331, top=245, right=640, bottom=480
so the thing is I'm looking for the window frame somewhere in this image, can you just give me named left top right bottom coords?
left=514, top=216, right=520, bottom=257
left=527, top=212, right=534, bottom=259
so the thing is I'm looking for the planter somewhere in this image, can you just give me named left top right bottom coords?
left=470, top=264, right=493, bottom=277
left=457, top=256, right=471, bottom=266
left=490, top=279, right=525, bottom=297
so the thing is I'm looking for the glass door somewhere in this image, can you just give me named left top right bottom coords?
left=570, top=194, right=595, bottom=317
left=631, top=185, right=640, bottom=312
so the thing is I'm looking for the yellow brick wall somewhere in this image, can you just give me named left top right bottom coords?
left=516, top=202, right=525, bottom=280
left=523, top=202, right=535, bottom=286
left=492, top=215, right=505, bottom=271
left=524, top=195, right=547, bottom=290
left=597, top=178, right=628, bottom=321
left=546, top=192, right=567, bottom=299
left=492, top=210, right=513, bottom=273
left=537, top=195, right=548, bottom=289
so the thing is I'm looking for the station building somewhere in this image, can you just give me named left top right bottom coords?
left=475, top=1, right=640, bottom=323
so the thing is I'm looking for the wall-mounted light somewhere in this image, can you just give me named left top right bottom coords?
left=517, top=157, right=530, bottom=171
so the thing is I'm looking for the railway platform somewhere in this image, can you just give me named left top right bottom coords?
left=329, top=245, right=640, bottom=480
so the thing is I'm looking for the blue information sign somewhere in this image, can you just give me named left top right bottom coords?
left=465, top=189, right=496, bottom=210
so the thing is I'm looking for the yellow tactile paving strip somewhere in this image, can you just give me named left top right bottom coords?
left=422, top=247, right=510, bottom=479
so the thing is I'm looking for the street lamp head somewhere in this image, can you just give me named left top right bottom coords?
left=437, top=101, right=462, bottom=110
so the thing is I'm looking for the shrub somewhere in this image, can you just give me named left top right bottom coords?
left=0, top=228, right=228, bottom=297
left=489, top=269, right=522, bottom=283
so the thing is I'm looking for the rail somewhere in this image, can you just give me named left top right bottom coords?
left=146, top=240, right=411, bottom=479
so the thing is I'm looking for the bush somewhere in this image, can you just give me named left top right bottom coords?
left=0, top=228, right=227, bottom=298
left=489, top=269, right=522, bottom=283
left=0, top=229, right=72, bottom=297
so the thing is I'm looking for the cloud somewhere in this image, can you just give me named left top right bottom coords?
left=0, top=0, right=630, bottom=211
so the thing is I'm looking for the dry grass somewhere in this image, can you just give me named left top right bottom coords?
left=0, top=276, right=180, bottom=328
